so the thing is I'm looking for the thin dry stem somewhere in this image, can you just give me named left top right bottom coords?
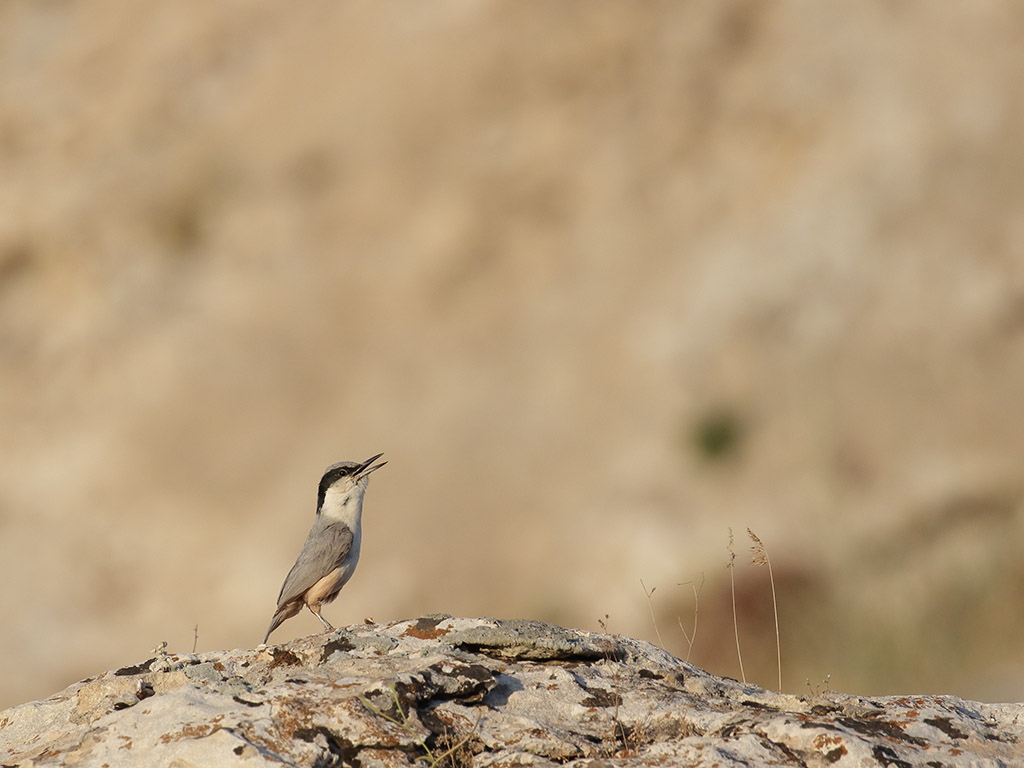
left=640, top=579, right=665, bottom=648
left=748, top=528, right=782, bottom=691
left=805, top=674, right=832, bottom=697
left=727, top=528, right=746, bottom=683
left=676, top=572, right=704, bottom=663
left=596, top=633, right=630, bottom=757
left=430, top=716, right=482, bottom=767
left=432, top=721, right=480, bottom=768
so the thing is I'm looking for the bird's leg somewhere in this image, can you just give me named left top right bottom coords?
left=306, top=603, right=334, bottom=631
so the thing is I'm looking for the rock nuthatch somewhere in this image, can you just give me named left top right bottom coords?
left=263, top=453, right=386, bottom=643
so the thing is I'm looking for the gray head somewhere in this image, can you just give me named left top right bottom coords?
left=317, top=453, right=386, bottom=514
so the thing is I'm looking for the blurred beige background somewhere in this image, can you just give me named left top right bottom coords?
left=2, top=0, right=1024, bottom=709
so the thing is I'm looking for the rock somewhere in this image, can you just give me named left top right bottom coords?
left=1, top=616, right=1021, bottom=766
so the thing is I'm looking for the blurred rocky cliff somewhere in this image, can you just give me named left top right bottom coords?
left=1, top=1, right=1024, bottom=708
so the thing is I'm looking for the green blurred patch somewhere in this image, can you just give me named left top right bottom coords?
left=690, top=407, right=746, bottom=462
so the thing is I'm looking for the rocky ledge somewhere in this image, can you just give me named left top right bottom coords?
left=1, top=616, right=1021, bottom=766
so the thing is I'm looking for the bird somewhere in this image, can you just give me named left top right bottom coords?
left=263, top=453, right=386, bottom=644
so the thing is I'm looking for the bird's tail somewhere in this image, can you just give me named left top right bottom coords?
left=263, top=601, right=301, bottom=644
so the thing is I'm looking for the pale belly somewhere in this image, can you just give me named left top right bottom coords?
left=304, top=562, right=356, bottom=608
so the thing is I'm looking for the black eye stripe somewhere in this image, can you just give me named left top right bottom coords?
left=316, top=463, right=361, bottom=512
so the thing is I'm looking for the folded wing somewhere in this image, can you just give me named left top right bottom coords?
left=275, top=520, right=354, bottom=610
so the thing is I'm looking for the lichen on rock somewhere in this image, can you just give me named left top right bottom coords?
left=1, top=617, right=1021, bottom=766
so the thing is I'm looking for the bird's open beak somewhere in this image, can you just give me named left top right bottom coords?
left=356, top=452, right=387, bottom=478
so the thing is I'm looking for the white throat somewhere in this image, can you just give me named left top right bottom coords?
left=319, top=481, right=367, bottom=530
